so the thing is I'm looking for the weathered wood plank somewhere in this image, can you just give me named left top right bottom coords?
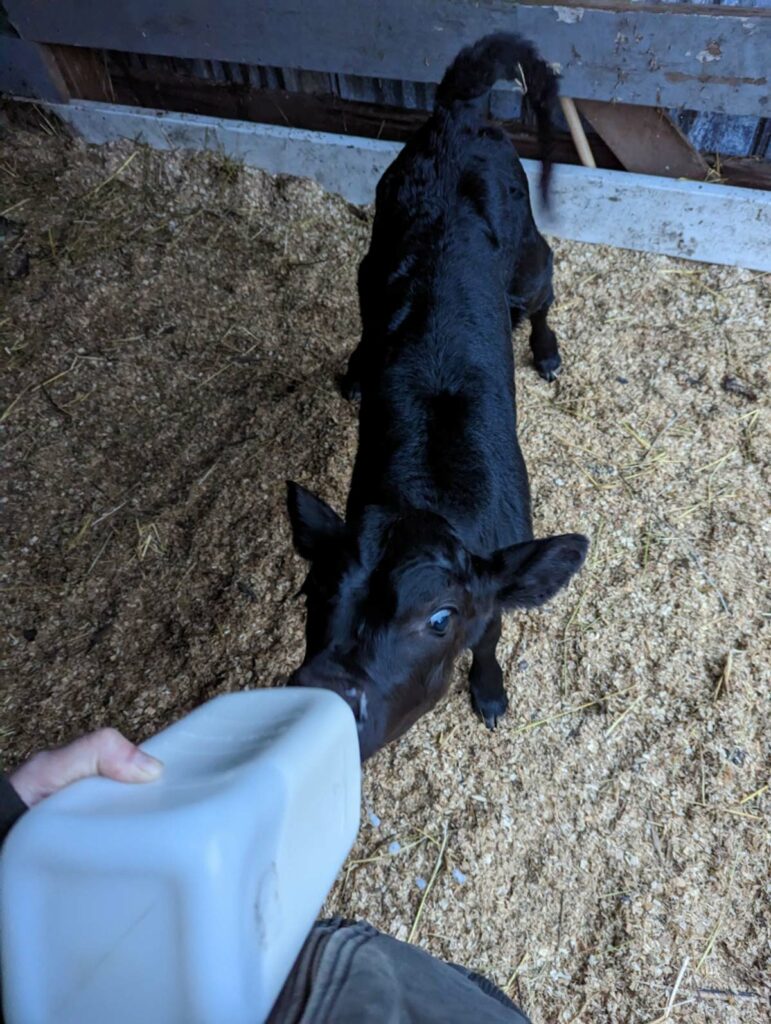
left=5, top=0, right=770, bottom=116
left=46, top=44, right=114, bottom=102
left=709, top=154, right=771, bottom=189
left=0, top=36, right=68, bottom=103
left=45, top=100, right=771, bottom=271
left=575, top=100, right=710, bottom=179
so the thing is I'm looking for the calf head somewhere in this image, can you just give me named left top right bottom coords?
left=286, top=482, right=587, bottom=759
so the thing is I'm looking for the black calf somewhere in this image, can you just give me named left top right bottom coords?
left=287, top=33, right=588, bottom=759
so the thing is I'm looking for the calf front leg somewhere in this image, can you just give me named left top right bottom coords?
left=469, top=613, right=508, bottom=729
left=341, top=254, right=378, bottom=401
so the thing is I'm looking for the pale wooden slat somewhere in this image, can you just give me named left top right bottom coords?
left=46, top=100, right=771, bottom=271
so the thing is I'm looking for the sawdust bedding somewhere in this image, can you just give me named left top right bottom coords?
left=1, top=118, right=769, bottom=1022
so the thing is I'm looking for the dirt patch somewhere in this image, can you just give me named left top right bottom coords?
left=1, top=119, right=769, bottom=1023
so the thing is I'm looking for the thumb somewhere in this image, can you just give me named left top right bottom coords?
left=85, top=727, right=164, bottom=784
left=10, top=728, right=163, bottom=806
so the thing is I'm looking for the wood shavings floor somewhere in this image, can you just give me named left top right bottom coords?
left=2, top=122, right=769, bottom=1022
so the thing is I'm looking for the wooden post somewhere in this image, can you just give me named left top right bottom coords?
left=559, top=98, right=596, bottom=169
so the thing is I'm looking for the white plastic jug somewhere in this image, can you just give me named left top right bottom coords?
left=0, top=688, right=361, bottom=1024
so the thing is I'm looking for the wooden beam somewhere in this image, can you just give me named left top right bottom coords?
left=5, top=0, right=770, bottom=116
left=709, top=155, right=771, bottom=191
left=45, top=44, right=114, bottom=103
left=575, top=100, right=709, bottom=179
left=44, top=100, right=771, bottom=271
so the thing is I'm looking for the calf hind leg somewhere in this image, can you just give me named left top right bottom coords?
left=529, top=304, right=561, bottom=382
left=469, top=613, right=508, bottom=730
left=511, top=229, right=562, bottom=381
left=338, top=347, right=363, bottom=401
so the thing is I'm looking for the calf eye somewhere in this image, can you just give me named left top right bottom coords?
left=428, top=608, right=454, bottom=636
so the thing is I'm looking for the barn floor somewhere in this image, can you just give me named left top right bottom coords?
left=2, top=119, right=769, bottom=1023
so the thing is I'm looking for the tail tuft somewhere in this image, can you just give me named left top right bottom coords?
left=435, top=33, right=559, bottom=204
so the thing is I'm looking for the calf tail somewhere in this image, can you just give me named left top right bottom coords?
left=435, top=32, right=559, bottom=204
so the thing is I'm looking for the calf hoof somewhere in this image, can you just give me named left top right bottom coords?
left=471, top=690, right=509, bottom=731
left=337, top=372, right=361, bottom=401
left=534, top=352, right=562, bottom=382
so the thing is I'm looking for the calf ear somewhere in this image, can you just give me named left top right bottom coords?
left=489, top=533, right=588, bottom=609
left=286, top=481, right=346, bottom=561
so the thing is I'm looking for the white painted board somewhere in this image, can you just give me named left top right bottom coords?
left=48, top=101, right=771, bottom=272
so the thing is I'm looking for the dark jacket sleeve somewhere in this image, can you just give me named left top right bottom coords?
left=0, top=773, right=28, bottom=847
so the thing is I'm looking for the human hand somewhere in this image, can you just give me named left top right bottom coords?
left=9, top=727, right=163, bottom=807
